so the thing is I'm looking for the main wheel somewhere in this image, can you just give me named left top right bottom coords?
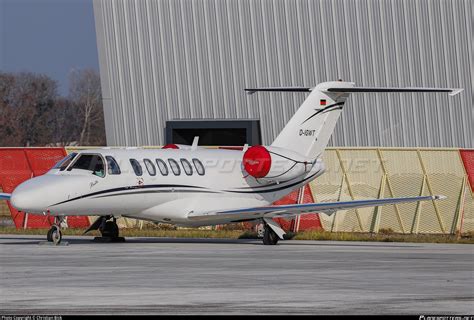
left=263, top=225, right=279, bottom=245
left=47, top=227, right=54, bottom=242
left=51, top=225, right=62, bottom=245
left=101, top=220, right=119, bottom=238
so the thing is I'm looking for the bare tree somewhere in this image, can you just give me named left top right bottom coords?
left=69, top=68, right=105, bottom=145
left=0, top=73, right=21, bottom=146
left=0, top=70, right=105, bottom=147
left=0, top=72, right=57, bottom=146
left=48, top=97, right=82, bottom=145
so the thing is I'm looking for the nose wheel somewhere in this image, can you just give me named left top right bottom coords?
left=47, top=217, right=65, bottom=245
left=49, top=225, right=62, bottom=245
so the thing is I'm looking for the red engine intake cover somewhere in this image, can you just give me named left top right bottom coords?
left=162, top=144, right=179, bottom=149
left=243, top=145, right=272, bottom=178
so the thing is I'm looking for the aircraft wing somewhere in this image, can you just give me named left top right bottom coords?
left=0, top=193, right=11, bottom=200
left=187, top=195, right=445, bottom=222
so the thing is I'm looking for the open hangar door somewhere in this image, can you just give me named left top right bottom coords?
left=165, top=119, right=262, bottom=146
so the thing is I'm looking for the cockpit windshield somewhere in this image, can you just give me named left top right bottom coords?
left=68, top=154, right=106, bottom=178
left=52, top=153, right=77, bottom=171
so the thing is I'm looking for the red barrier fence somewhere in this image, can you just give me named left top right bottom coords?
left=272, top=185, right=323, bottom=232
left=0, top=148, right=89, bottom=229
left=460, top=150, right=474, bottom=192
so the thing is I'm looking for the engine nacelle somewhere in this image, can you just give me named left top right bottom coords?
left=242, top=145, right=312, bottom=182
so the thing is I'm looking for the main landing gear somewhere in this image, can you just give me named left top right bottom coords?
left=84, top=215, right=125, bottom=242
left=261, top=218, right=285, bottom=245
left=263, top=223, right=279, bottom=245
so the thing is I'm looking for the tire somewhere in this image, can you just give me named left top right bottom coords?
left=263, top=225, right=279, bottom=245
left=101, top=221, right=119, bottom=238
left=51, top=226, right=62, bottom=245
left=47, top=227, right=54, bottom=242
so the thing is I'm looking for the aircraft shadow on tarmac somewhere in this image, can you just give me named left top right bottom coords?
left=0, top=235, right=421, bottom=248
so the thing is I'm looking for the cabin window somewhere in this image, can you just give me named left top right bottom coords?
left=180, top=159, right=193, bottom=176
left=168, top=159, right=181, bottom=176
left=192, top=158, right=205, bottom=175
left=69, top=154, right=105, bottom=178
left=106, top=156, right=121, bottom=175
left=129, top=159, right=143, bottom=176
left=156, top=159, right=168, bottom=176
left=53, top=152, right=77, bottom=171
left=144, top=159, right=156, bottom=176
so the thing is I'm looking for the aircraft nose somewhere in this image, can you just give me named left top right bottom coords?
left=10, top=189, right=33, bottom=212
left=10, top=176, right=54, bottom=213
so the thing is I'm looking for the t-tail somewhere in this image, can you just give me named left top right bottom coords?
left=246, top=81, right=462, bottom=159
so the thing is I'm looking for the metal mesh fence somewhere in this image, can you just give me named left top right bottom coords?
left=312, top=148, right=472, bottom=234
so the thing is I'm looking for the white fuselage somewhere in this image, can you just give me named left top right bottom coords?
left=10, top=148, right=325, bottom=227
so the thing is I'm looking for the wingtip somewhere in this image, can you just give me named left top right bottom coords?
left=432, top=195, right=447, bottom=200
left=449, top=88, right=463, bottom=96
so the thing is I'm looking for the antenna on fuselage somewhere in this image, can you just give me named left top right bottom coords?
left=191, top=136, right=199, bottom=151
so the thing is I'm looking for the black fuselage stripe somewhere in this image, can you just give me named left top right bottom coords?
left=92, top=189, right=218, bottom=199
left=301, top=102, right=345, bottom=124
left=50, top=184, right=206, bottom=206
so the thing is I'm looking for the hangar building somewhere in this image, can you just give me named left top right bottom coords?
left=92, top=0, right=472, bottom=148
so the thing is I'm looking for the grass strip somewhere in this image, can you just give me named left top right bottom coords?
left=0, top=226, right=472, bottom=244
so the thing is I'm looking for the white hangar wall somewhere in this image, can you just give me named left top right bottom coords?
left=93, top=0, right=473, bottom=147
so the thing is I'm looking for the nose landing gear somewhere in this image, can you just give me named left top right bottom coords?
left=47, top=216, right=66, bottom=245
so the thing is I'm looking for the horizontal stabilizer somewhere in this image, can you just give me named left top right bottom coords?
left=188, top=195, right=446, bottom=222
left=325, top=87, right=463, bottom=96
left=245, top=87, right=311, bottom=95
left=0, top=193, right=11, bottom=200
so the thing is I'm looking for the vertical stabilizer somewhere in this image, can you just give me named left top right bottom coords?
left=271, top=81, right=353, bottom=159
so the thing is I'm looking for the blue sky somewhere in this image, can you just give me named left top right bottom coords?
left=0, top=0, right=99, bottom=95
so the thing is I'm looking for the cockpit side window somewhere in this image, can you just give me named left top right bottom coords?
left=106, top=156, right=121, bottom=175
left=68, top=154, right=106, bottom=178
left=53, top=152, right=77, bottom=171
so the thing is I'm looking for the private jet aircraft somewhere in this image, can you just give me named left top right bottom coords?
left=0, top=81, right=462, bottom=245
